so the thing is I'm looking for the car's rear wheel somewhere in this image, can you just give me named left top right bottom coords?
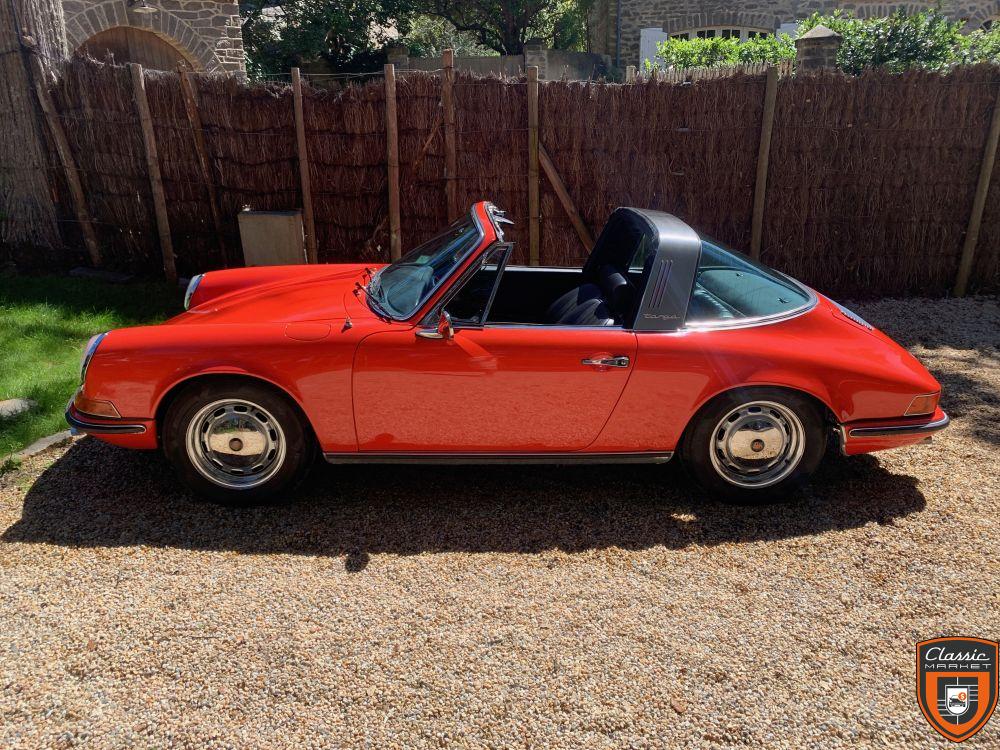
left=680, top=387, right=826, bottom=503
left=163, top=379, right=314, bottom=505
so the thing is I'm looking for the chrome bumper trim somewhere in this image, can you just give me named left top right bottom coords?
left=847, top=412, right=950, bottom=439
left=324, top=451, right=674, bottom=465
left=65, top=408, right=147, bottom=435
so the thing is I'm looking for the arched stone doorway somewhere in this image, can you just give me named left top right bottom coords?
left=77, top=26, right=199, bottom=71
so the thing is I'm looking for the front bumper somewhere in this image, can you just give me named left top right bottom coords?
left=839, top=408, right=950, bottom=455
left=66, top=403, right=147, bottom=435
left=65, top=399, right=158, bottom=450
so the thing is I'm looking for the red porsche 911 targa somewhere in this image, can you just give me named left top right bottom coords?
left=67, top=202, right=948, bottom=503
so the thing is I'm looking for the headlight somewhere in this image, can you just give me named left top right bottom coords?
left=79, top=332, right=107, bottom=384
left=184, top=274, right=204, bottom=310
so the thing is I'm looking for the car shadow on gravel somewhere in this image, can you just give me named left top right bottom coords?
left=3, top=438, right=926, bottom=566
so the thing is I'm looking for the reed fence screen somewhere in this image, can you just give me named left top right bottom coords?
left=10, top=58, right=1000, bottom=298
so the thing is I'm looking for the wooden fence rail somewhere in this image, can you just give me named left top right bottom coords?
left=6, top=53, right=1000, bottom=299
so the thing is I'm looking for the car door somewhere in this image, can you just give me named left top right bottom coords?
left=352, top=325, right=637, bottom=452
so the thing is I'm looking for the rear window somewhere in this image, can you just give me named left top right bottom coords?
left=687, top=240, right=811, bottom=325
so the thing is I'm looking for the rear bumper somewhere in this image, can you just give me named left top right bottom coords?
left=839, top=408, right=949, bottom=455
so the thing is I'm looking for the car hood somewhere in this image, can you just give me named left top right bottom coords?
left=170, top=264, right=375, bottom=325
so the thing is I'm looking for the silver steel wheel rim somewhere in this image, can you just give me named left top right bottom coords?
left=185, top=399, right=286, bottom=490
left=709, top=400, right=806, bottom=489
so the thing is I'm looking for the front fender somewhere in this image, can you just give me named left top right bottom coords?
left=81, top=323, right=360, bottom=452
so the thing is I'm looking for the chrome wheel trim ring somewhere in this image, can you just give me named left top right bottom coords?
left=709, top=400, right=806, bottom=489
left=185, top=399, right=286, bottom=490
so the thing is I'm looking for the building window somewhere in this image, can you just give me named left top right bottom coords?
left=672, top=27, right=771, bottom=41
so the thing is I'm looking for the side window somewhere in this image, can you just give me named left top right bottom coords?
left=444, top=245, right=510, bottom=326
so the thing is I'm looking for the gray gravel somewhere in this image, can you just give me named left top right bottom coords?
left=1, top=295, right=998, bottom=749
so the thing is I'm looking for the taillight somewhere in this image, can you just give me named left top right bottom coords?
left=905, top=393, right=939, bottom=417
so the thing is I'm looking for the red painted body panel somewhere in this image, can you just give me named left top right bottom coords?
left=591, top=294, right=940, bottom=452
left=77, top=202, right=944, bottom=460
left=353, top=327, right=637, bottom=451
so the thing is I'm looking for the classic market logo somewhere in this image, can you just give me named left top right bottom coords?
left=916, top=637, right=998, bottom=742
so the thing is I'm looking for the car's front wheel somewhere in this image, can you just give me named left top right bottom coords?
left=680, top=387, right=826, bottom=503
left=163, top=379, right=314, bottom=505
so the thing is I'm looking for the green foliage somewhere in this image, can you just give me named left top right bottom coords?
left=240, top=0, right=412, bottom=79
left=408, top=0, right=590, bottom=55
left=0, top=276, right=181, bottom=456
left=652, top=10, right=985, bottom=75
left=399, top=15, right=495, bottom=57
left=241, top=1, right=593, bottom=77
left=965, top=24, right=1000, bottom=64
left=551, top=0, right=592, bottom=52
left=798, top=10, right=967, bottom=74
left=653, top=34, right=795, bottom=70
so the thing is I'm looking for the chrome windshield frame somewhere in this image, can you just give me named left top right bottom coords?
left=364, top=206, right=489, bottom=323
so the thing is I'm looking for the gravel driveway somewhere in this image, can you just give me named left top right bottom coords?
left=1, top=296, right=997, bottom=749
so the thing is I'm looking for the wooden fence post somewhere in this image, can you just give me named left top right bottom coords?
left=527, top=65, right=540, bottom=266
left=750, top=65, right=779, bottom=261
left=179, top=71, right=229, bottom=266
left=625, top=65, right=636, bottom=83
left=954, top=80, right=1000, bottom=297
left=28, top=54, right=102, bottom=267
left=384, top=63, right=402, bottom=261
left=442, top=49, right=459, bottom=222
left=539, top=144, right=594, bottom=251
left=129, top=63, right=177, bottom=284
left=291, top=68, right=318, bottom=264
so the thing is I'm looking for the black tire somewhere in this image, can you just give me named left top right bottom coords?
left=162, top=378, right=315, bottom=505
left=680, top=387, right=826, bottom=504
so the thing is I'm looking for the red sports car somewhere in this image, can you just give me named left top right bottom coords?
left=67, top=202, right=948, bottom=503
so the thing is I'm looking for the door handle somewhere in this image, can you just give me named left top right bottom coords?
left=581, top=356, right=630, bottom=368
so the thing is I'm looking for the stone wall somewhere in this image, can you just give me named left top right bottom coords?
left=62, top=0, right=244, bottom=74
left=390, top=46, right=610, bottom=81
left=591, top=0, right=1000, bottom=67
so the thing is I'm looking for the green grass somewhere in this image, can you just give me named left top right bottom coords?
left=0, top=275, right=182, bottom=457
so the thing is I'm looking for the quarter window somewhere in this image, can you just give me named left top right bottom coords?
left=687, top=240, right=810, bottom=325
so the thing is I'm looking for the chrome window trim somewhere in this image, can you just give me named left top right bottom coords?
left=681, top=292, right=819, bottom=332
left=682, top=272, right=819, bottom=332
left=422, top=242, right=513, bottom=328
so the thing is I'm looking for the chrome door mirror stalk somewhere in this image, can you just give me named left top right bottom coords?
left=416, top=311, right=454, bottom=340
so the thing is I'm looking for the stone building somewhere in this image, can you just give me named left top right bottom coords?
left=63, top=0, right=244, bottom=74
left=590, top=1, right=1000, bottom=68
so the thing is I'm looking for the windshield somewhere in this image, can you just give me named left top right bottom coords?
left=687, top=239, right=812, bottom=325
left=367, top=216, right=483, bottom=319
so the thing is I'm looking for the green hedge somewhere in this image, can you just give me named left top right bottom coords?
left=651, top=10, right=1000, bottom=74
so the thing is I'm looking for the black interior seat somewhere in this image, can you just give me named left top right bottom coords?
left=688, top=287, right=737, bottom=321
left=546, top=282, right=612, bottom=325
left=545, top=265, right=632, bottom=326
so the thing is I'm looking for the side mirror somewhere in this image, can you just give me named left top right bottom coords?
left=416, top=310, right=454, bottom=340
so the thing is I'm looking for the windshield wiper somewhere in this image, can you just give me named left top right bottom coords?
left=362, top=271, right=393, bottom=319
